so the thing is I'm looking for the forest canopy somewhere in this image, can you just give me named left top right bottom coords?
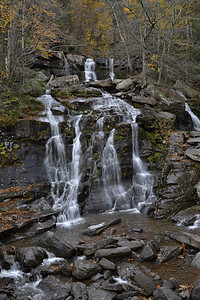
left=0, top=0, right=199, bottom=87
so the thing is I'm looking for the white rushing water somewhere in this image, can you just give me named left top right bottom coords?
left=109, top=58, right=115, bottom=80
left=38, top=92, right=83, bottom=226
left=38, top=88, right=155, bottom=223
left=85, top=58, right=97, bottom=82
left=177, top=90, right=200, bottom=131
left=63, top=55, right=71, bottom=76
left=91, top=92, right=155, bottom=211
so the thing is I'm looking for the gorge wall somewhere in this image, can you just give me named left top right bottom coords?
left=0, top=54, right=200, bottom=224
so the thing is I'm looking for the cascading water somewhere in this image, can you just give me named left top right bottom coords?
left=102, top=129, right=126, bottom=210
left=38, top=88, right=155, bottom=222
left=109, top=58, right=115, bottom=80
left=177, top=91, right=200, bottom=131
left=63, top=55, right=71, bottom=76
left=84, top=58, right=97, bottom=82
left=87, top=92, right=156, bottom=212
left=38, top=92, right=82, bottom=226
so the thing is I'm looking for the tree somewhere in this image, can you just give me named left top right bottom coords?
left=0, top=0, right=62, bottom=87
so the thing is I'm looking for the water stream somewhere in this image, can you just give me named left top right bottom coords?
left=38, top=87, right=155, bottom=225
left=177, top=90, right=200, bottom=130
left=38, top=93, right=83, bottom=226
left=109, top=58, right=115, bottom=80
left=84, top=58, right=97, bottom=82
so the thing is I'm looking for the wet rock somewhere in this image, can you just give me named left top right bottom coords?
left=156, top=246, right=182, bottom=264
left=191, top=251, right=200, bottom=270
left=140, top=242, right=157, bottom=261
left=60, top=262, right=72, bottom=277
left=92, top=273, right=103, bottom=282
left=195, top=182, right=200, bottom=198
left=165, top=231, right=200, bottom=250
left=88, top=79, right=115, bottom=91
left=99, top=258, right=116, bottom=270
left=185, top=148, right=200, bottom=162
left=0, top=252, right=14, bottom=270
left=153, top=287, right=181, bottom=300
left=115, top=291, right=139, bottom=299
left=104, top=270, right=112, bottom=280
left=191, top=279, right=200, bottom=300
left=37, top=275, right=71, bottom=300
left=49, top=75, right=79, bottom=89
left=67, top=54, right=85, bottom=67
left=70, top=282, right=87, bottom=299
left=131, top=95, right=156, bottom=106
left=88, top=288, right=117, bottom=300
left=82, top=237, right=118, bottom=256
left=83, top=218, right=121, bottom=236
left=16, top=247, right=46, bottom=268
left=102, top=281, right=124, bottom=292
left=116, top=78, right=134, bottom=92
left=39, top=232, right=75, bottom=258
left=133, top=272, right=156, bottom=296
left=0, top=294, right=7, bottom=300
left=72, top=260, right=101, bottom=280
left=94, top=247, right=131, bottom=259
left=174, top=80, right=198, bottom=98
left=172, top=207, right=200, bottom=226
left=117, top=240, right=142, bottom=251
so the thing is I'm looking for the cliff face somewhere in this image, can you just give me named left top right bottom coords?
left=0, top=75, right=200, bottom=224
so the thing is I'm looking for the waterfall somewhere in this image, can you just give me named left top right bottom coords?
left=38, top=89, right=155, bottom=221
left=102, top=129, right=126, bottom=210
left=63, top=55, right=71, bottom=76
left=177, top=90, right=200, bottom=131
left=84, top=58, right=97, bottom=82
left=38, top=92, right=82, bottom=226
left=109, top=58, right=115, bottom=80
left=91, top=92, right=155, bottom=212
left=185, top=103, right=200, bottom=131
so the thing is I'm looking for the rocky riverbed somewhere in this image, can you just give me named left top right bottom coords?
left=0, top=211, right=200, bottom=299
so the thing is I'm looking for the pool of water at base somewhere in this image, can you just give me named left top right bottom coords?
left=4, top=210, right=200, bottom=286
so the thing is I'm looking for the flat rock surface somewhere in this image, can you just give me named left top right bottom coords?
left=165, top=230, right=200, bottom=250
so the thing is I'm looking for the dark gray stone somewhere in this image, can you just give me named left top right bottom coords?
left=72, top=260, right=101, bottom=280
left=94, top=247, right=131, bottom=259
left=117, top=240, right=142, bottom=250
left=39, top=232, right=75, bottom=258
left=165, top=231, right=200, bottom=250
left=102, top=282, right=124, bottom=292
left=191, top=252, right=200, bottom=270
left=70, top=282, right=86, bottom=299
left=89, top=288, right=117, bottom=300
left=134, top=272, right=156, bottom=296
left=60, top=262, right=72, bottom=277
left=99, top=258, right=116, bottom=270
left=191, top=279, right=200, bottom=300
left=37, top=275, right=71, bottom=300
left=140, top=242, right=157, bottom=261
left=16, top=247, right=46, bottom=268
left=153, top=287, right=181, bottom=300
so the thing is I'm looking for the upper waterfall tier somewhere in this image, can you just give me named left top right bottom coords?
left=84, top=58, right=97, bottom=82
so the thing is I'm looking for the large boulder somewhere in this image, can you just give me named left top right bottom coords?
left=72, top=260, right=101, bottom=280
left=49, top=75, right=79, bottom=89
left=39, top=232, right=75, bottom=258
left=67, top=54, right=85, bottom=67
left=174, top=80, right=198, bottom=98
left=94, top=247, right=131, bottom=258
left=116, top=78, right=134, bottom=91
left=16, top=247, right=46, bottom=268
